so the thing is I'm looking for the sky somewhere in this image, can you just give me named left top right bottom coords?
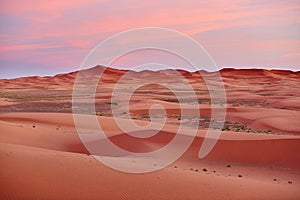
left=0, top=0, right=299, bottom=78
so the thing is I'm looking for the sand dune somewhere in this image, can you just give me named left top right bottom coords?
left=1, top=142, right=299, bottom=200
left=0, top=66, right=299, bottom=199
left=0, top=112, right=300, bottom=199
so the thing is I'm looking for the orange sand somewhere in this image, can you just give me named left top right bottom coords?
left=0, top=66, right=300, bottom=199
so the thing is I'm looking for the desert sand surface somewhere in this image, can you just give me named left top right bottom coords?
left=1, top=66, right=300, bottom=199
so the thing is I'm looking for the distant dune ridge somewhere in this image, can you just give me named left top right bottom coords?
left=1, top=65, right=299, bottom=81
left=0, top=66, right=300, bottom=199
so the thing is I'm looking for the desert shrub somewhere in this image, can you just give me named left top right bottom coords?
left=106, top=102, right=118, bottom=106
left=222, top=126, right=230, bottom=131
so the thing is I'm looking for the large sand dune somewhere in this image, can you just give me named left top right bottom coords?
left=0, top=66, right=299, bottom=199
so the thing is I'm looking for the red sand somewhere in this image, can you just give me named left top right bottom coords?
left=0, top=66, right=300, bottom=199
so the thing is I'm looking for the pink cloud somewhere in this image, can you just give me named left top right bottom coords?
left=0, top=0, right=299, bottom=78
left=283, top=52, right=300, bottom=58
left=0, top=0, right=101, bottom=15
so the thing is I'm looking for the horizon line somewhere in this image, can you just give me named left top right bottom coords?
left=1, top=65, right=299, bottom=80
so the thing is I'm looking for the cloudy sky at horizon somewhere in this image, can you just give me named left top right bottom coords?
left=0, top=0, right=299, bottom=78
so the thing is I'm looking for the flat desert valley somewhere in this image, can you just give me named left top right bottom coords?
left=0, top=66, right=300, bottom=199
